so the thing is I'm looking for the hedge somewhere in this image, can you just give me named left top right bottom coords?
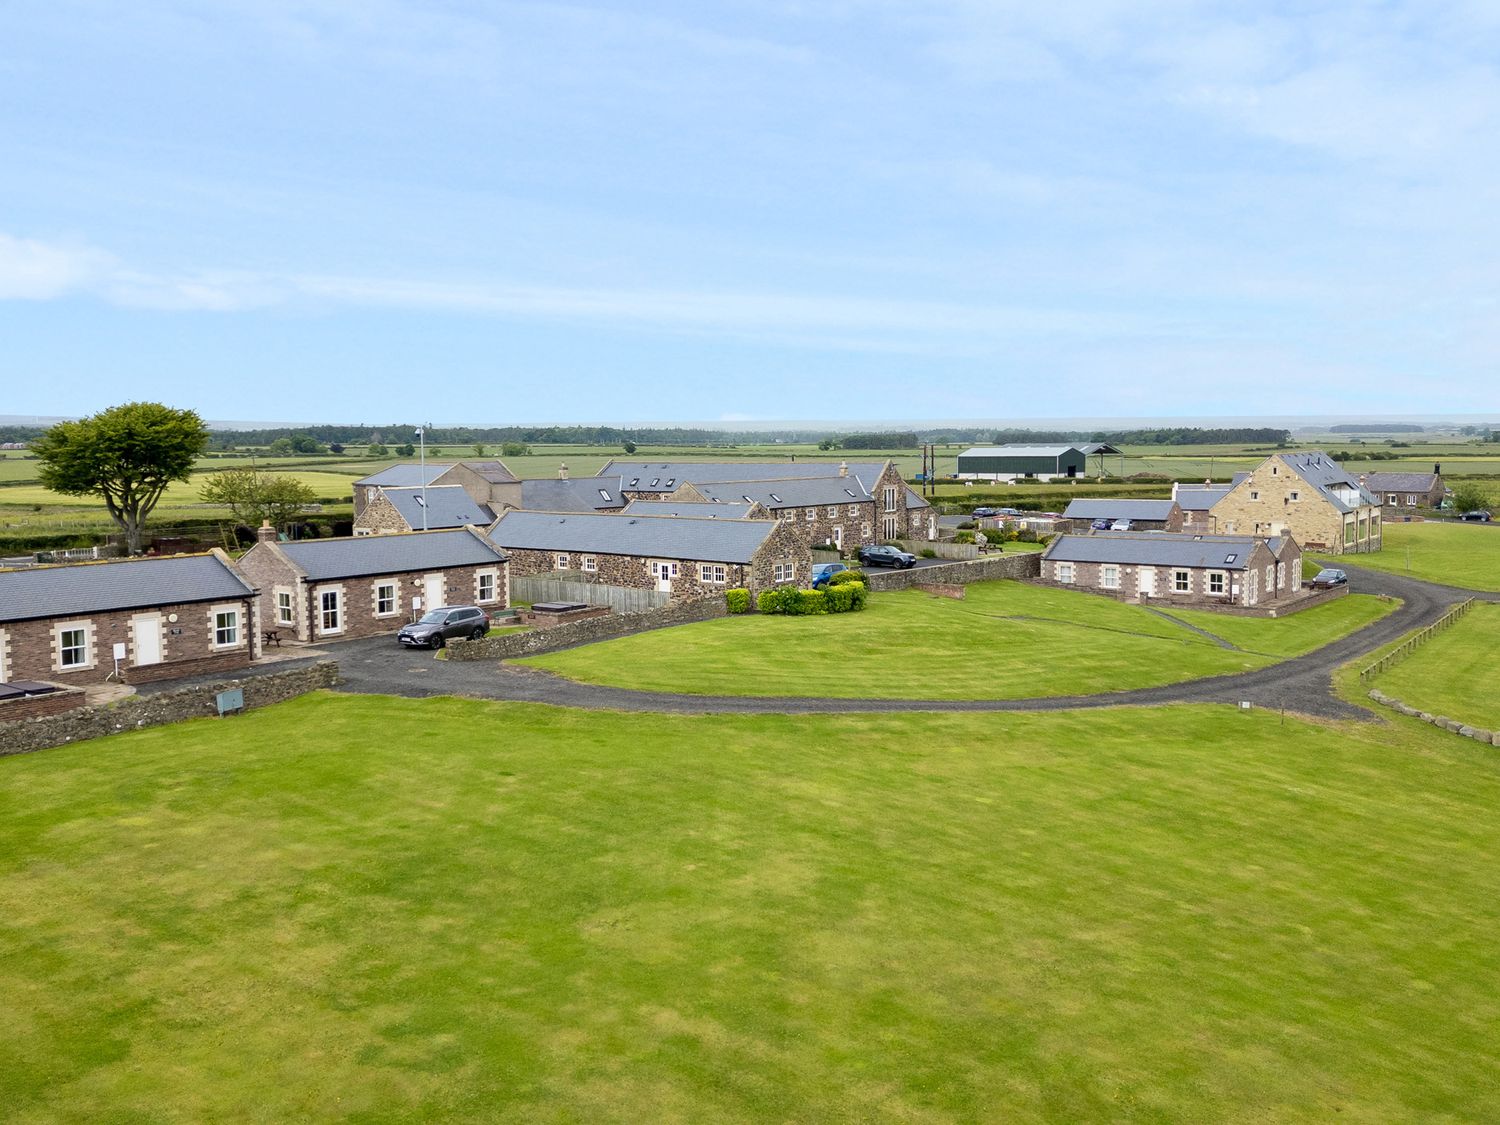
left=726, top=588, right=752, bottom=614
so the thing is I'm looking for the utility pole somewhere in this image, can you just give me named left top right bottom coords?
left=417, top=424, right=429, bottom=531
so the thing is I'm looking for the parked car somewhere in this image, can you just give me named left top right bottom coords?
left=1110, top=519, right=1132, bottom=531
left=811, top=562, right=849, bottom=588
left=858, top=544, right=918, bottom=569
left=397, top=605, right=492, bottom=648
left=1459, top=510, right=1492, bottom=522
left=1090, top=518, right=1112, bottom=530
left=972, top=506, right=999, bottom=518
left=1309, top=568, right=1348, bottom=589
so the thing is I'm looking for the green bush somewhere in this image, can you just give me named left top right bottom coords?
left=919, top=548, right=937, bottom=558
left=1015, top=528, right=1038, bottom=543
left=826, top=569, right=867, bottom=587
left=824, top=584, right=853, bottom=612
left=954, top=530, right=975, bottom=544
left=757, top=590, right=779, bottom=614
left=801, top=589, right=828, bottom=614
left=726, top=588, right=751, bottom=614
left=847, top=582, right=868, bottom=611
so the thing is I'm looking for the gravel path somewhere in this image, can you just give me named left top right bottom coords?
left=307, top=567, right=1487, bottom=720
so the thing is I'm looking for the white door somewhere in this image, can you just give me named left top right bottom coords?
left=1138, top=568, right=1155, bottom=599
left=652, top=561, right=672, bottom=593
left=131, top=614, right=162, bottom=666
left=424, top=574, right=444, bottom=610
left=833, top=526, right=843, bottom=551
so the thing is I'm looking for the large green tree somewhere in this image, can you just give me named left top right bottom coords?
left=198, top=468, right=316, bottom=532
left=32, top=402, right=209, bottom=554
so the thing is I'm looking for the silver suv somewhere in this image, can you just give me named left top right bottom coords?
left=397, top=605, right=491, bottom=648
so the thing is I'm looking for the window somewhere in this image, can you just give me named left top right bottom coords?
left=376, top=582, right=397, bottom=616
left=1056, top=562, right=1075, bottom=584
left=1288, top=490, right=1300, bottom=501
left=58, top=625, right=89, bottom=669
left=1265, top=565, right=1275, bottom=591
left=476, top=572, right=496, bottom=604
left=555, top=553, right=570, bottom=569
left=320, top=589, right=341, bottom=634
left=1250, top=491, right=1259, bottom=501
left=699, top=563, right=727, bottom=584
left=1100, top=564, right=1119, bottom=589
left=1344, top=519, right=1356, bottom=546
left=882, top=515, right=899, bottom=540
left=214, top=608, right=240, bottom=647
left=1271, top=465, right=1278, bottom=476
left=1408, top=494, right=1418, bottom=506
left=1209, top=572, right=1226, bottom=595
left=276, top=589, right=294, bottom=626
left=582, top=555, right=597, bottom=573
left=805, top=509, right=816, bottom=522
left=599, top=489, right=612, bottom=502
left=848, top=504, right=860, bottom=516
left=1173, top=570, right=1190, bottom=593
left=883, top=486, right=898, bottom=512
left=782, top=510, right=795, bottom=523
left=861, top=522, right=871, bottom=537
left=773, top=561, right=795, bottom=583
left=827, top=506, right=838, bottom=517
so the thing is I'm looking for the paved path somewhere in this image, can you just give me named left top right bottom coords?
left=306, top=567, right=1489, bottom=720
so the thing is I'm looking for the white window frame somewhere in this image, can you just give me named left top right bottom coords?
left=773, top=561, right=796, bottom=583
left=861, top=522, right=871, bottom=537
left=319, top=588, right=343, bottom=635
left=375, top=582, right=398, bottom=617
left=212, top=605, right=241, bottom=649
left=582, top=555, right=597, bottom=573
left=1250, top=491, right=1259, bottom=501
left=56, top=622, right=93, bottom=670
left=1208, top=571, right=1227, bottom=595
left=698, top=563, right=727, bottom=584
left=0, top=628, right=7, bottom=682
left=781, top=510, right=795, bottom=523
left=554, top=553, right=570, bottom=570
left=883, top=486, right=898, bottom=512
left=826, top=506, right=838, bottom=518
left=1288, top=490, right=1300, bottom=502
left=1172, top=569, right=1190, bottom=593
left=1100, top=564, right=1120, bottom=589
left=1056, top=562, right=1075, bottom=584
left=475, top=570, right=498, bottom=604
left=804, top=508, right=816, bottom=522
left=848, top=504, right=860, bottom=516
left=275, top=588, right=295, bottom=627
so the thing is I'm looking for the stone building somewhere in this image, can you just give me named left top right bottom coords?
left=1171, top=482, right=1234, bottom=531
left=1040, top=532, right=1302, bottom=608
left=666, top=477, right=878, bottom=553
left=1207, top=452, right=1381, bottom=555
left=1358, top=470, right=1445, bottom=509
left=352, top=463, right=455, bottom=520
left=622, top=500, right=769, bottom=519
left=0, top=551, right=259, bottom=686
left=486, top=510, right=810, bottom=601
left=1061, top=498, right=1184, bottom=533
left=236, top=525, right=509, bottom=643
left=353, top=485, right=496, bottom=535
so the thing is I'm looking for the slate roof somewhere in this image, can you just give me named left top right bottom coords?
left=518, top=477, right=626, bottom=512
left=1044, top=533, right=1278, bottom=571
left=1063, top=499, right=1179, bottom=521
left=598, top=460, right=894, bottom=495
left=487, top=511, right=780, bottom=563
left=1174, top=486, right=1232, bottom=511
left=456, top=460, right=519, bottom=484
left=354, top=463, right=455, bottom=488
left=1360, top=471, right=1441, bottom=493
left=276, top=529, right=507, bottom=581
left=691, top=477, right=874, bottom=508
left=959, top=444, right=1082, bottom=458
left=0, top=553, right=256, bottom=625
left=379, top=486, right=494, bottom=529
left=623, top=500, right=757, bottom=519
left=905, top=487, right=930, bottom=510
left=1278, top=452, right=1379, bottom=512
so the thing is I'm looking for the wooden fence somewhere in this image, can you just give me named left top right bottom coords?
left=1359, top=598, right=1475, bottom=684
left=511, top=576, right=670, bottom=614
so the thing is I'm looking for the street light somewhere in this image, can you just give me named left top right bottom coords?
left=416, top=425, right=429, bottom=531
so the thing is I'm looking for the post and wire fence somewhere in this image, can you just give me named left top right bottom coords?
left=1358, top=598, right=1475, bottom=684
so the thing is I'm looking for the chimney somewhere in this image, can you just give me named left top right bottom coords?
left=1434, top=462, right=1441, bottom=476
left=839, top=460, right=848, bottom=478
left=1171, top=480, right=1179, bottom=499
left=558, top=463, right=569, bottom=480
left=257, top=520, right=277, bottom=544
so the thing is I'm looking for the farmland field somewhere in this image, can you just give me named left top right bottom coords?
left=3, top=693, right=1499, bottom=1121
left=519, top=581, right=1395, bottom=699
left=1319, top=521, right=1500, bottom=592
left=1368, top=602, right=1500, bottom=729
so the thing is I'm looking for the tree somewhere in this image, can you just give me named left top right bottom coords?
left=622, top=440, right=637, bottom=454
left=267, top=437, right=295, bottom=456
left=473, top=443, right=487, bottom=457
left=501, top=441, right=530, bottom=457
left=368, top=443, right=389, bottom=457
left=395, top=443, right=416, bottom=457
left=1451, top=483, right=1489, bottom=513
left=32, top=401, right=208, bottom=554
left=328, top=442, right=344, bottom=455
left=199, top=469, right=317, bottom=530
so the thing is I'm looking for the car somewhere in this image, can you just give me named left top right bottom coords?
left=1090, top=518, right=1112, bottom=531
left=397, top=605, right=492, bottom=648
left=858, top=544, right=918, bottom=569
left=972, top=506, right=999, bottom=518
left=810, top=562, right=849, bottom=588
left=1309, top=568, right=1348, bottom=589
left=1459, top=510, right=1492, bottom=522
left=1110, top=519, right=1132, bottom=531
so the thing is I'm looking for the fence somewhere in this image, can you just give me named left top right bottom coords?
left=1359, top=598, right=1475, bottom=684
left=448, top=598, right=726, bottom=661
left=511, top=575, right=670, bottom=614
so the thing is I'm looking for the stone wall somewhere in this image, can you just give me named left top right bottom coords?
left=448, top=598, right=728, bottom=661
left=0, top=685, right=87, bottom=723
left=0, top=660, right=340, bottom=758
left=351, top=491, right=414, bottom=534
left=862, top=552, right=1041, bottom=591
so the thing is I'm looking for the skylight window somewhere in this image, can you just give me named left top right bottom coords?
left=769, top=493, right=782, bottom=503
left=1224, top=553, right=1237, bottom=563
left=598, top=490, right=611, bottom=501
left=650, top=479, right=660, bottom=487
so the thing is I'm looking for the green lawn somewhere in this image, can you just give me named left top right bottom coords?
left=520, top=581, right=1394, bottom=700
left=1160, top=593, right=1396, bottom=658
left=3, top=695, right=1500, bottom=1120
left=1318, top=520, right=1500, bottom=592
left=1368, top=602, right=1500, bottom=728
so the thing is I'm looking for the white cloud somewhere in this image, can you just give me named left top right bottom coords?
left=0, top=233, right=112, bottom=300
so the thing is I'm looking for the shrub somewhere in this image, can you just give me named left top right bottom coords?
left=826, top=568, right=867, bottom=587
left=919, top=548, right=937, bottom=558
left=800, top=589, right=829, bottom=615
left=1015, top=528, right=1038, bottom=542
left=957, top=520, right=977, bottom=530
left=954, top=530, right=975, bottom=544
left=774, top=584, right=805, bottom=615
left=726, top=588, right=751, bottom=614
left=824, top=584, right=854, bottom=612
left=846, top=581, right=868, bottom=611
left=757, top=590, right=779, bottom=614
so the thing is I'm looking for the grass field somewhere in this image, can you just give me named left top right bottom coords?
left=3, top=694, right=1500, bottom=1120
left=1368, top=602, right=1500, bottom=729
left=1319, top=521, right=1500, bottom=592
left=520, top=581, right=1394, bottom=699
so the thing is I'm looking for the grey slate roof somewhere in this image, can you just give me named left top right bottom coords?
left=599, top=460, right=894, bottom=495
left=1174, top=486, right=1231, bottom=511
left=0, top=553, right=256, bottom=625
left=905, top=487, right=930, bottom=510
left=623, top=500, right=757, bottom=519
left=959, top=444, right=1082, bottom=458
left=1360, top=471, right=1441, bottom=493
left=456, top=460, right=519, bottom=484
left=277, top=529, right=507, bottom=581
left=518, top=477, right=625, bottom=512
left=354, top=463, right=455, bottom=488
left=487, top=510, right=779, bottom=564
left=692, top=477, right=873, bottom=508
left=1063, top=498, right=1179, bottom=521
left=1279, top=452, right=1379, bottom=512
left=1044, top=533, right=1274, bottom=570
left=379, top=486, right=494, bottom=529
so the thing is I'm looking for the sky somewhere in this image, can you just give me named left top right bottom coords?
left=3, top=1, right=1499, bottom=425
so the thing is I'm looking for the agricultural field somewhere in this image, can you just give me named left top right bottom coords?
left=3, top=693, right=1499, bottom=1120
left=1320, top=521, right=1500, bottom=593
left=1367, top=603, right=1500, bottom=730
left=519, top=581, right=1394, bottom=699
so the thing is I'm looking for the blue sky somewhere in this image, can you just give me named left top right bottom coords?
left=3, top=1, right=1498, bottom=424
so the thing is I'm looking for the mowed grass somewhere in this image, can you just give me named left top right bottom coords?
left=521, top=581, right=1393, bottom=699
left=1319, top=520, right=1500, bottom=592
left=3, top=695, right=1500, bottom=1120
left=0, top=471, right=361, bottom=509
left=1370, top=602, right=1500, bottom=728
left=1160, top=593, right=1396, bottom=657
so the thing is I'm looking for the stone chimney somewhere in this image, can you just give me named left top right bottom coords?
left=838, top=460, right=848, bottom=478
left=1171, top=480, right=1179, bottom=500
left=558, top=463, right=569, bottom=480
left=256, top=520, right=277, bottom=544
left=1435, top=462, right=1441, bottom=476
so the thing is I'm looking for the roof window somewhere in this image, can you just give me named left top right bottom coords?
left=1224, top=553, right=1237, bottom=563
left=598, top=490, right=611, bottom=501
left=769, top=493, right=782, bottom=503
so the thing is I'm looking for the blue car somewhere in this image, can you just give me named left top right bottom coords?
left=811, top=562, right=848, bottom=588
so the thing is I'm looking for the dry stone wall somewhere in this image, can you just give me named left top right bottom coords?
left=862, top=553, right=1040, bottom=591
left=447, top=599, right=728, bottom=661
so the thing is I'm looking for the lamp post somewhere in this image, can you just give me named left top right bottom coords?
left=417, top=425, right=429, bottom=531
